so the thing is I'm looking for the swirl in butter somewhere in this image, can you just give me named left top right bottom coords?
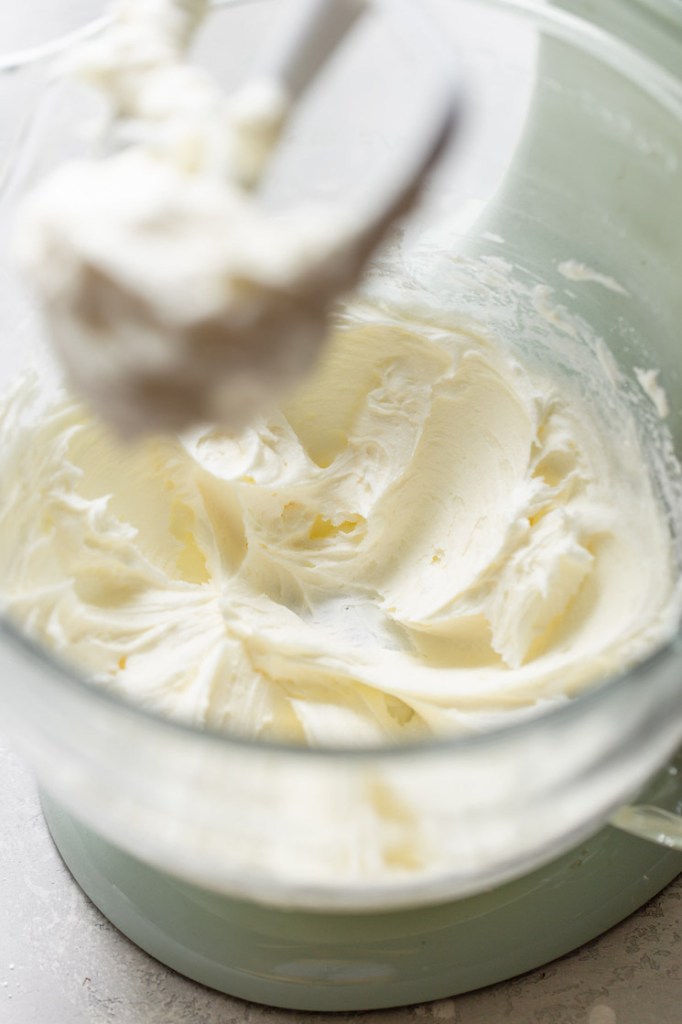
left=0, top=302, right=678, bottom=746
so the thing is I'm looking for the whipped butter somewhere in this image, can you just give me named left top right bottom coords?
left=0, top=298, right=678, bottom=746
left=2, top=0, right=680, bottom=751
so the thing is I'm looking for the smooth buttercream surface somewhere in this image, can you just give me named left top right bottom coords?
left=0, top=301, right=678, bottom=746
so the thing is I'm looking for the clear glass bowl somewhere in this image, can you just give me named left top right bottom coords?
left=1, top=0, right=682, bottom=912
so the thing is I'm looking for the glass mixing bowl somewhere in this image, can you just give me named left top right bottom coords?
left=1, top=0, right=682, bottom=916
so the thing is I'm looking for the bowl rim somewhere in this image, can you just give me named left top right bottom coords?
left=2, top=0, right=682, bottom=761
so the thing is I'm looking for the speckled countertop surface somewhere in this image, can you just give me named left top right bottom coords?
left=2, top=736, right=681, bottom=1024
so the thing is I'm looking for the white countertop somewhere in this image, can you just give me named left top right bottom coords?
left=2, top=736, right=681, bottom=1024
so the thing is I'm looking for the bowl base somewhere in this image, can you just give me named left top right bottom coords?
left=40, top=781, right=682, bottom=1012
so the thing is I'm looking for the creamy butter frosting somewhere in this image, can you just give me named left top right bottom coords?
left=0, top=302, right=678, bottom=746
